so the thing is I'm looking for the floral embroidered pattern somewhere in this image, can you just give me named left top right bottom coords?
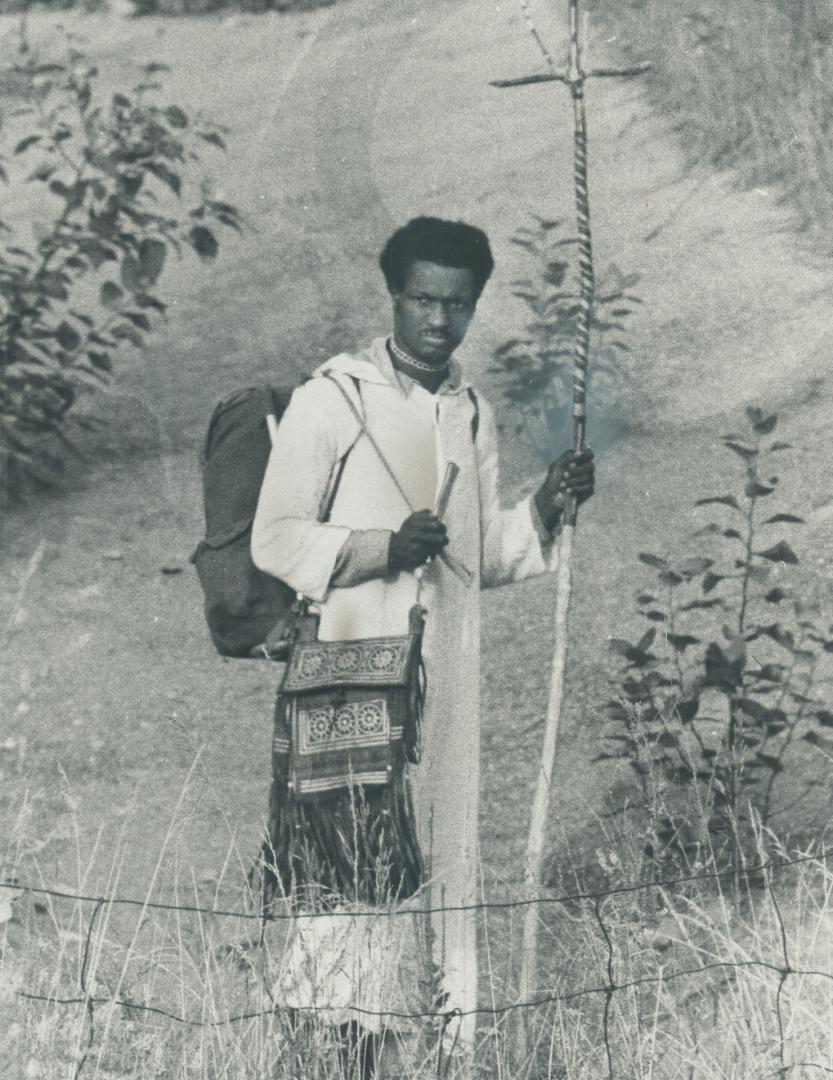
left=285, top=637, right=412, bottom=691
left=298, top=699, right=388, bottom=752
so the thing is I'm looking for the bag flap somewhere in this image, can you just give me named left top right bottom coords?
left=282, top=632, right=420, bottom=692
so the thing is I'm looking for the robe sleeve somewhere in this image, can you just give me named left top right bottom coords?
left=476, top=395, right=558, bottom=589
left=251, top=378, right=392, bottom=602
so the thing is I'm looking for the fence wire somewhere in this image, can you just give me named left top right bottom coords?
left=2, top=843, right=833, bottom=1080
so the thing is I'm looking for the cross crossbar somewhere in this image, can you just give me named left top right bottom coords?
left=491, top=60, right=650, bottom=89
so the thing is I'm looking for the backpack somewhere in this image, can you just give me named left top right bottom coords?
left=191, top=384, right=295, bottom=658
left=191, top=376, right=480, bottom=658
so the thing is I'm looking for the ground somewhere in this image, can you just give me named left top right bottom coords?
left=3, top=0, right=833, bottom=937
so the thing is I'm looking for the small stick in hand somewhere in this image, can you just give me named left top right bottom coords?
left=433, top=463, right=472, bottom=587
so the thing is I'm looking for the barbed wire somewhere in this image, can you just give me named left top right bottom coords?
left=5, top=842, right=833, bottom=1079
left=2, top=843, right=830, bottom=924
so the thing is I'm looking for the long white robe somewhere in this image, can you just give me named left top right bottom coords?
left=251, top=337, right=555, bottom=1046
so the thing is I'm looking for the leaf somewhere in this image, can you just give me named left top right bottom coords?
left=695, top=495, right=741, bottom=511
left=769, top=442, right=793, bottom=452
left=135, top=293, right=167, bottom=313
left=737, top=697, right=769, bottom=720
left=165, top=105, right=188, bottom=129
left=723, top=528, right=743, bottom=541
left=659, top=570, right=684, bottom=587
left=756, top=541, right=798, bottom=564
left=675, top=699, right=700, bottom=724
left=609, top=639, right=654, bottom=668
left=722, top=439, right=757, bottom=460
left=679, top=598, right=724, bottom=612
left=745, top=480, right=775, bottom=497
left=189, top=226, right=218, bottom=261
left=645, top=610, right=667, bottom=622
left=764, top=587, right=788, bottom=603
left=87, top=350, right=112, bottom=372
left=816, top=711, right=833, bottom=728
left=703, top=572, right=723, bottom=594
left=145, top=161, right=181, bottom=196
left=667, top=633, right=700, bottom=651
left=803, top=730, right=833, bottom=754
left=638, top=552, right=668, bottom=570
left=100, top=281, right=123, bottom=308
left=745, top=407, right=777, bottom=434
left=112, top=324, right=143, bottom=348
left=636, top=594, right=657, bottom=605
left=138, top=238, right=166, bottom=285
left=124, top=311, right=151, bottom=331
left=763, top=513, right=804, bottom=525
left=760, top=623, right=795, bottom=650
left=197, top=130, right=226, bottom=150
left=120, top=255, right=143, bottom=293
left=756, top=752, right=782, bottom=772
left=638, top=628, right=657, bottom=652
left=55, top=321, right=81, bottom=352
left=704, top=642, right=743, bottom=692
left=15, top=134, right=41, bottom=154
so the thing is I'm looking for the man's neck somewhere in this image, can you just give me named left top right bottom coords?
left=388, top=337, right=449, bottom=394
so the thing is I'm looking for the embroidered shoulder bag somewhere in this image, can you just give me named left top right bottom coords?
left=273, top=602, right=425, bottom=800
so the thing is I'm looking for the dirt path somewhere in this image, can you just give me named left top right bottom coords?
left=3, top=0, right=833, bottom=918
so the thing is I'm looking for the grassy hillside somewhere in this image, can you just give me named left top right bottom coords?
left=593, top=0, right=833, bottom=244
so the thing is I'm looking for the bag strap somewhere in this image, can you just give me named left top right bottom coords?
left=319, top=375, right=359, bottom=523
left=324, top=371, right=416, bottom=515
left=322, top=371, right=474, bottom=589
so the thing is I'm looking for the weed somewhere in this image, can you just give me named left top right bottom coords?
left=490, top=216, right=640, bottom=467
left=604, top=407, right=833, bottom=872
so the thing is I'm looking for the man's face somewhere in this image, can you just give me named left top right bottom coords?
left=391, top=260, right=478, bottom=365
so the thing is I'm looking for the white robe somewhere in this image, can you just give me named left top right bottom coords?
left=251, top=337, right=555, bottom=1044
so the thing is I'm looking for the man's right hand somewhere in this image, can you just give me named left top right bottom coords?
left=388, top=509, right=449, bottom=572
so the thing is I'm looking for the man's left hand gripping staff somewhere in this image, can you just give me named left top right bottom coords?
left=534, top=448, right=595, bottom=532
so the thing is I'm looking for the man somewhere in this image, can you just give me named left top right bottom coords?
left=251, top=216, right=593, bottom=1074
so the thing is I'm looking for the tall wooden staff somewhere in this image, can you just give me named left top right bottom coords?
left=491, top=0, right=649, bottom=1053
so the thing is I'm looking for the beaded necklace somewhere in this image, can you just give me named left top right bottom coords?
left=387, top=336, right=450, bottom=376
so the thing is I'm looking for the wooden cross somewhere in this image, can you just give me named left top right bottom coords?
left=490, top=0, right=649, bottom=1063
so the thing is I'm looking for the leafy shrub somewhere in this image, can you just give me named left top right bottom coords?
left=490, top=215, right=640, bottom=465
left=0, top=48, right=239, bottom=501
left=604, top=407, right=833, bottom=869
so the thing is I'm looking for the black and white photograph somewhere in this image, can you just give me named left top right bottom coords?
left=2, top=0, right=833, bottom=1076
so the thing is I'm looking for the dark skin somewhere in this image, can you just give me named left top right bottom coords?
left=386, top=260, right=595, bottom=572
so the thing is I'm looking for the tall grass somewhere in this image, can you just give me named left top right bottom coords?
left=3, top=775, right=833, bottom=1078
left=594, top=0, right=833, bottom=243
